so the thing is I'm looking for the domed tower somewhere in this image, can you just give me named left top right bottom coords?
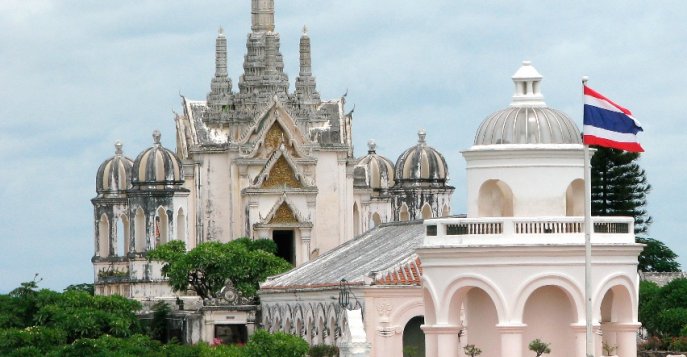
left=126, top=131, right=189, bottom=295
left=463, top=61, right=584, bottom=218
left=92, top=141, right=133, bottom=260
left=390, top=130, right=454, bottom=221
left=352, top=140, right=395, bottom=233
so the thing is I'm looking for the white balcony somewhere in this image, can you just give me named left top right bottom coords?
left=423, top=216, right=635, bottom=246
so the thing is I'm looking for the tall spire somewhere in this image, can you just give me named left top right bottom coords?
left=295, top=25, right=320, bottom=103
left=251, top=0, right=275, bottom=32
left=207, top=27, right=233, bottom=117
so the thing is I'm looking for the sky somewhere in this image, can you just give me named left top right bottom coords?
left=1, top=1, right=686, bottom=293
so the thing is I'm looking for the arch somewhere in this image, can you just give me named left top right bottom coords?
left=594, top=274, right=637, bottom=322
left=371, top=212, right=382, bottom=228
left=566, top=179, right=585, bottom=216
left=513, top=273, right=584, bottom=324
left=155, top=206, right=169, bottom=246
left=478, top=179, right=514, bottom=217
left=442, top=275, right=508, bottom=325
left=98, top=214, right=110, bottom=257
left=522, top=285, right=577, bottom=356
left=403, top=316, right=426, bottom=357
left=117, top=215, right=129, bottom=256
left=353, top=202, right=361, bottom=237
left=400, top=203, right=410, bottom=221
left=421, top=203, right=433, bottom=220
left=465, top=288, right=500, bottom=356
left=134, top=208, right=145, bottom=252
left=263, top=304, right=273, bottom=332
left=422, top=286, right=438, bottom=325
left=176, top=208, right=186, bottom=242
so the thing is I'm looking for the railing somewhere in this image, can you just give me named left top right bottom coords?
left=424, top=216, right=634, bottom=245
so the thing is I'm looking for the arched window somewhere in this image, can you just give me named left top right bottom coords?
left=442, top=204, right=450, bottom=217
left=156, top=207, right=169, bottom=246
left=176, top=208, right=186, bottom=242
left=372, top=212, right=382, bottom=228
left=134, top=208, right=145, bottom=252
left=421, top=203, right=432, bottom=219
left=353, top=203, right=361, bottom=236
left=117, top=215, right=129, bottom=256
left=403, top=316, right=425, bottom=357
left=566, top=179, right=585, bottom=216
left=98, top=214, right=110, bottom=257
left=400, top=203, right=410, bottom=221
left=478, top=179, right=514, bottom=217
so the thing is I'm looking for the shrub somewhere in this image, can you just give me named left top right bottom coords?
left=528, top=338, right=551, bottom=357
left=244, top=330, right=308, bottom=357
left=309, top=344, right=339, bottom=357
left=464, top=344, right=482, bottom=357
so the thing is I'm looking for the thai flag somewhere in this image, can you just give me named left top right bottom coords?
left=583, top=85, right=644, bottom=152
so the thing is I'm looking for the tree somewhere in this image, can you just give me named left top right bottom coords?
left=147, top=238, right=293, bottom=300
left=590, top=147, right=652, bottom=235
left=636, top=237, right=681, bottom=272
left=528, top=339, right=551, bottom=357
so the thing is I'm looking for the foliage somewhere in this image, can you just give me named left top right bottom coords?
left=149, top=301, right=172, bottom=342
left=602, top=341, right=617, bottom=355
left=0, top=326, right=67, bottom=355
left=668, top=336, right=687, bottom=352
left=63, top=283, right=94, bottom=295
left=590, top=146, right=652, bottom=235
left=147, top=238, right=292, bottom=300
left=528, top=338, right=551, bottom=357
left=640, top=279, right=687, bottom=338
left=309, top=343, right=340, bottom=357
left=464, top=344, right=482, bottom=357
left=636, top=237, right=681, bottom=272
left=243, top=330, right=308, bottom=357
left=638, top=335, right=666, bottom=351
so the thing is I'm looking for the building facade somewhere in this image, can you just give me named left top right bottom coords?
left=91, top=0, right=452, bottom=300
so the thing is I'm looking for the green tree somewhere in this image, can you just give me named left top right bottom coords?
left=591, top=147, right=652, bottom=235
left=243, top=330, right=308, bottom=357
left=528, top=338, right=551, bottom=357
left=636, top=237, right=681, bottom=272
left=147, top=238, right=292, bottom=300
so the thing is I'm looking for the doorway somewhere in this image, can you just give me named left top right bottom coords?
left=272, top=230, right=295, bottom=265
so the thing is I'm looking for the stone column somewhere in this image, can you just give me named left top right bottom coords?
left=421, top=325, right=461, bottom=357
left=570, top=323, right=588, bottom=357
left=605, top=322, right=640, bottom=357
left=497, top=324, right=526, bottom=357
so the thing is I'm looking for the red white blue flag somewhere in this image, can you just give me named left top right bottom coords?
left=583, top=85, right=644, bottom=152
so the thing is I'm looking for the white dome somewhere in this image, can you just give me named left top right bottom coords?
left=474, top=61, right=581, bottom=146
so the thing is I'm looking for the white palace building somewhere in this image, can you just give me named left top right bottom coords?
left=91, top=1, right=641, bottom=356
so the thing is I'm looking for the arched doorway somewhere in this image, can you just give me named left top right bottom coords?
left=522, top=286, right=576, bottom=356
left=403, top=316, right=425, bottom=357
left=478, top=180, right=513, bottom=217
left=464, top=288, right=500, bottom=357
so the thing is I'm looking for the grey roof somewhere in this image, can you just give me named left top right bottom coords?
left=261, top=221, right=425, bottom=290
left=474, top=106, right=582, bottom=145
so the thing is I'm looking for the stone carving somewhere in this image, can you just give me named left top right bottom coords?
left=269, top=202, right=299, bottom=224
left=263, top=156, right=302, bottom=188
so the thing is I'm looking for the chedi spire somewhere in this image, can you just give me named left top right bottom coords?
left=251, top=0, right=275, bottom=32
left=295, top=25, right=320, bottom=103
left=207, top=27, right=233, bottom=115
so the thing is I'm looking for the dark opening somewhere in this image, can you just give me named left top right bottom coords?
left=403, top=316, right=425, bottom=357
left=214, top=324, right=248, bottom=345
left=272, top=230, right=295, bottom=265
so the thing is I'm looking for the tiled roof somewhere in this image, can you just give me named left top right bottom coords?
left=261, top=221, right=424, bottom=290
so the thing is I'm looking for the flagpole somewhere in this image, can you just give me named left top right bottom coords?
left=582, top=76, right=594, bottom=357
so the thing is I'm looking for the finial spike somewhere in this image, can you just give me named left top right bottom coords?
left=153, top=130, right=161, bottom=145
left=115, top=141, right=123, bottom=155
left=418, top=129, right=427, bottom=144
left=303, top=25, right=308, bottom=35
left=367, top=139, right=376, bottom=153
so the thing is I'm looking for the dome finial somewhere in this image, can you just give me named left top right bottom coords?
left=302, top=25, right=308, bottom=36
left=418, top=129, right=427, bottom=145
left=153, top=130, right=161, bottom=145
left=367, top=139, right=377, bottom=153
left=511, top=60, right=545, bottom=107
left=114, top=141, right=123, bottom=155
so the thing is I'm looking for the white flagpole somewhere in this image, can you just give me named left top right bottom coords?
left=582, top=76, right=594, bottom=357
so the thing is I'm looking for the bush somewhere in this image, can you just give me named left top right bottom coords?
left=657, top=308, right=687, bottom=337
left=309, top=344, right=339, bottom=357
left=244, top=330, right=308, bottom=357
left=669, top=336, right=687, bottom=352
left=0, top=326, right=67, bottom=355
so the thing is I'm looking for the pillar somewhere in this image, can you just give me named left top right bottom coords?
left=605, top=322, right=640, bottom=357
left=570, top=324, right=588, bottom=357
left=497, top=324, right=525, bottom=357
left=421, top=325, right=461, bottom=357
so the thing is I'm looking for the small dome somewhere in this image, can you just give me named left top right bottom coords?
left=355, top=140, right=395, bottom=190
left=132, top=131, right=184, bottom=187
left=395, top=130, right=449, bottom=184
left=96, top=141, right=133, bottom=194
left=474, top=61, right=582, bottom=145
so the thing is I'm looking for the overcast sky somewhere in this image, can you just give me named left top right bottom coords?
left=1, top=1, right=686, bottom=293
